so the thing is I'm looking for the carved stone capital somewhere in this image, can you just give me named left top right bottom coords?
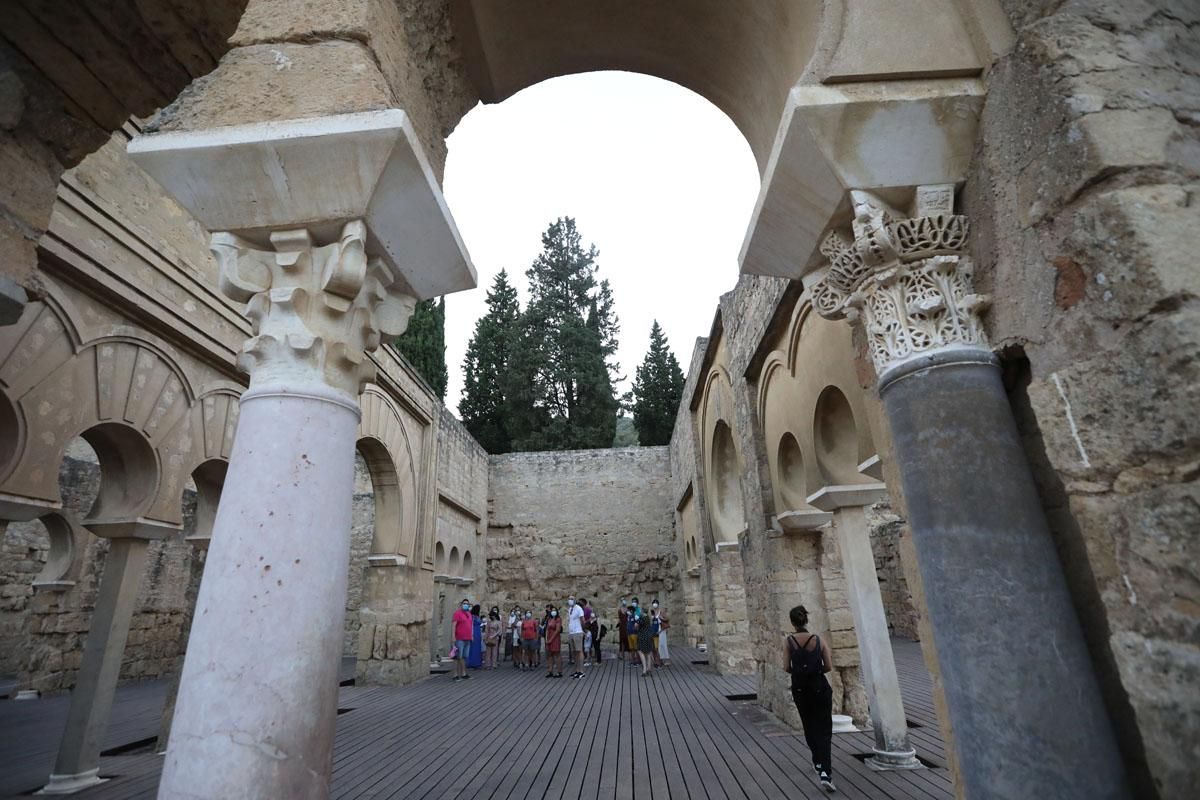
left=812, top=186, right=989, bottom=381
left=210, top=220, right=416, bottom=397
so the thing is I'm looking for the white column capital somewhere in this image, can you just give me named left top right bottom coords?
left=812, top=186, right=991, bottom=383
left=211, top=220, right=416, bottom=398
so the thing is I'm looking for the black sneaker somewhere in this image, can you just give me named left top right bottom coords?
left=462, top=674, right=470, bottom=680
left=452, top=676, right=462, bottom=682
left=818, top=772, right=835, bottom=793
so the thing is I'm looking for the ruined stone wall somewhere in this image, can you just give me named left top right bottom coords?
left=867, top=502, right=919, bottom=641
left=344, top=453, right=376, bottom=656
left=486, top=447, right=678, bottom=649
left=960, top=4, right=1199, bottom=796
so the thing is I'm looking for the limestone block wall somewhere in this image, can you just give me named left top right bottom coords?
left=486, top=447, right=679, bottom=648
left=960, top=4, right=1200, bottom=795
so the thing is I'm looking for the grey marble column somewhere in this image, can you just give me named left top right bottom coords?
left=811, top=187, right=1129, bottom=798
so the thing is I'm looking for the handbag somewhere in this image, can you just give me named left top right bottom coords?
left=448, top=644, right=458, bottom=659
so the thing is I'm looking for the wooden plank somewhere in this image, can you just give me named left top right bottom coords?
left=0, top=642, right=955, bottom=800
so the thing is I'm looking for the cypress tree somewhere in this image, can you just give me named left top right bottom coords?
left=631, top=320, right=685, bottom=446
left=393, top=297, right=448, bottom=400
left=513, top=217, right=620, bottom=451
left=459, top=270, right=521, bottom=453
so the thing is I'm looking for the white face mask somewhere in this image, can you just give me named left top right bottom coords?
left=567, top=599, right=575, bottom=606
left=551, top=611, right=558, bottom=617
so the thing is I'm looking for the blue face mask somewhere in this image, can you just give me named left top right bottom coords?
left=462, top=604, right=470, bottom=611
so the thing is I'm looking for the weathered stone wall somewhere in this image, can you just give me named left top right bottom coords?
left=960, top=4, right=1200, bottom=796
left=344, top=452, right=376, bottom=656
left=867, top=502, right=919, bottom=641
left=486, top=447, right=678, bottom=649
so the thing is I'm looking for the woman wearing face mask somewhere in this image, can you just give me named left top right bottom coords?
left=485, top=607, right=502, bottom=669
left=544, top=606, right=563, bottom=677
left=520, top=610, right=539, bottom=670
left=626, top=598, right=642, bottom=664
left=636, top=608, right=656, bottom=677
left=451, top=599, right=473, bottom=682
left=507, top=607, right=519, bottom=667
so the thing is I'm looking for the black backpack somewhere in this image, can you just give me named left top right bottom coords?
left=788, top=634, right=825, bottom=683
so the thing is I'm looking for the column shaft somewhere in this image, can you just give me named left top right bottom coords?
left=835, top=505, right=918, bottom=767
left=44, top=538, right=150, bottom=793
left=157, top=388, right=358, bottom=799
left=881, top=357, right=1128, bottom=798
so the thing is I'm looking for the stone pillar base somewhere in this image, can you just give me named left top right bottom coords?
left=38, top=768, right=107, bottom=795
left=866, top=748, right=923, bottom=771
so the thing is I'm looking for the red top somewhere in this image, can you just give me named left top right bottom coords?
left=452, top=609, right=473, bottom=641
left=545, top=617, right=563, bottom=649
left=521, top=618, right=539, bottom=640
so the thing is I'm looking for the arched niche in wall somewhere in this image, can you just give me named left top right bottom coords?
left=75, top=422, right=159, bottom=530
left=699, top=362, right=746, bottom=547
left=185, top=459, right=228, bottom=546
left=357, top=388, right=421, bottom=564
left=434, top=541, right=447, bottom=573
left=448, top=546, right=461, bottom=576
left=355, top=437, right=404, bottom=559
left=462, top=550, right=473, bottom=577
left=813, top=385, right=865, bottom=487
left=776, top=432, right=809, bottom=509
left=709, top=420, right=745, bottom=543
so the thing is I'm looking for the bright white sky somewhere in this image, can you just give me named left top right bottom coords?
left=442, top=71, right=760, bottom=410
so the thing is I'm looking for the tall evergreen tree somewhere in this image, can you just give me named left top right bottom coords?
left=512, top=217, right=620, bottom=451
left=459, top=270, right=521, bottom=453
left=631, top=320, right=685, bottom=446
left=393, top=297, right=447, bottom=400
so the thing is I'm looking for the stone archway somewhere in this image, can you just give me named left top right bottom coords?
left=18, top=1, right=1138, bottom=796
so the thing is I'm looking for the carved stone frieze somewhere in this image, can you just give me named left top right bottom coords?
left=812, top=186, right=990, bottom=380
left=210, top=220, right=417, bottom=397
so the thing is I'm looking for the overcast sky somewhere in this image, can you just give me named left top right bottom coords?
left=441, top=71, right=760, bottom=411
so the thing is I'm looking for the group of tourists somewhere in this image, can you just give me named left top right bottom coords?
left=615, top=596, right=671, bottom=676
left=449, top=595, right=834, bottom=792
left=447, top=594, right=672, bottom=680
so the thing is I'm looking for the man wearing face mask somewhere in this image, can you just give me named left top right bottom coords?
left=566, top=595, right=586, bottom=679
left=451, top=598, right=473, bottom=682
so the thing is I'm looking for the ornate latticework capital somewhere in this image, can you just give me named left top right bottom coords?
left=812, top=186, right=989, bottom=380
left=211, top=220, right=417, bottom=397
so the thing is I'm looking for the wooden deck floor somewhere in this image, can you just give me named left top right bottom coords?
left=0, top=642, right=953, bottom=799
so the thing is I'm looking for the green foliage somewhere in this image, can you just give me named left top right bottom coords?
left=393, top=297, right=447, bottom=400
left=613, top=416, right=639, bottom=447
left=459, top=271, right=521, bottom=453
left=631, top=320, right=685, bottom=446
left=510, top=217, right=620, bottom=451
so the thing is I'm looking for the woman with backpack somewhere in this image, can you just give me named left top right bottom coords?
left=784, top=604, right=836, bottom=793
